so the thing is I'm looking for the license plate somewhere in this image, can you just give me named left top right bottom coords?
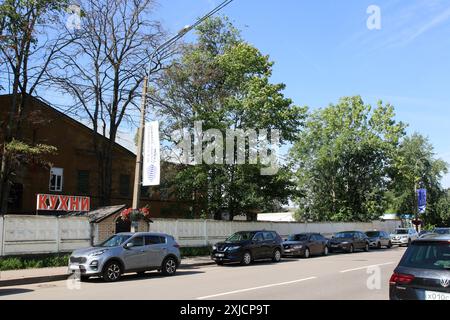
left=284, top=249, right=292, bottom=253
left=425, top=291, right=450, bottom=300
left=69, top=264, right=81, bottom=271
left=215, top=254, right=224, bottom=258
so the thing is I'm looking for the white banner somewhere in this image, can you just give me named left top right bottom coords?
left=143, top=121, right=160, bottom=186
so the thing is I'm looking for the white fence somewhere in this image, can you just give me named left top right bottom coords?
left=0, top=215, right=400, bottom=256
left=150, top=219, right=400, bottom=247
left=0, top=215, right=91, bottom=257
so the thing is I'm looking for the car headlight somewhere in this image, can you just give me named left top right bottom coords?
left=293, top=245, right=303, bottom=249
left=226, top=246, right=241, bottom=252
left=89, top=250, right=107, bottom=257
left=212, top=245, right=217, bottom=251
left=341, top=242, right=349, bottom=245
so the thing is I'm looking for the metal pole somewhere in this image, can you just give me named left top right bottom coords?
left=132, top=76, right=148, bottom=211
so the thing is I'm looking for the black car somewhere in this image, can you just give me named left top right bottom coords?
left=329, top=231, right=370, bottom=253
left=282, top=233, right=329, bottom=258
left=390, top=234, right=450, bottom=300
left=211, top=231, right=283, bottom=266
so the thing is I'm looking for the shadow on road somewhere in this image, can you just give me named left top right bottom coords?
left=0, top=288, right=34, bottom=297
left=82, top=270, right=205, bottom=284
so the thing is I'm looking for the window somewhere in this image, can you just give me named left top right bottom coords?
left=253, top=233, right=264, bottom=242
left=129, top=236, right=144, bottom=247
left=145, top=235, right=166, bottom=245
left=119, top=174, right=131, bottom=197
left=263, top=232, right=275, bottom=241
left=77, top=170, right=90, bottom=195
left=49, top=168, right=63, bottom=192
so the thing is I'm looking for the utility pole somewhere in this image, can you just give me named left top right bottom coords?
left=130, top=0, right=235, bottom=232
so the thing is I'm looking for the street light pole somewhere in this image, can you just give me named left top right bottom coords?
left=130, top=0, right=235, bottom=232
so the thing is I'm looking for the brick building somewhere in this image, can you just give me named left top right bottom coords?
left=0, top=94, right=194, bottom=224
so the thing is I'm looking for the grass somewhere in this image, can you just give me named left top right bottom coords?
left=0, top=254, right=70, bottom=271
left=0, top=247, right=212, bottom=271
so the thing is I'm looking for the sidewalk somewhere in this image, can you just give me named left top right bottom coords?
left=0, top=256, right=214, bottom=288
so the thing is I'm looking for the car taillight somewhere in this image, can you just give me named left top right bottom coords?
left=389, top=273, right=415, bottom=285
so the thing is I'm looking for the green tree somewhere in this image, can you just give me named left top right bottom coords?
left=155, top=17, right=306, bottom=220
left=389, top=133, right=448, bottom=226
left=291, top=96, right=406, bottom=222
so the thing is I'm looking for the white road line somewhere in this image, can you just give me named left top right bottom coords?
left=196, top=277, right=317, bottom=300
left=339, top=262, right=395, bottom=273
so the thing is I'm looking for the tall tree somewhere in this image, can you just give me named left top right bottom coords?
left=388, top=133, right=448, bottom=225
left=49, top=0, right=169, bottom=206
left=291, top=96, right=406, bottom=222
left=0, top=0, right=70, bottom=213
left=155, top=17, right=305, bottom=220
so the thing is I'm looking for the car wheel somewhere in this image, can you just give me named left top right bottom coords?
left=80, top=275, right=90, bottom=282
left=348, top=245, right=354, bottom=254
left=216, top=262, right=224, bottom=266
left=323, top=246, right=329, bottom=256
left=377, top=242, right=382, bottom=249
left=407, top=239, right=412, bottom=247
left=102, top=261, right=122, bottom=282
left=272, top=248, right=282, bottom=262
left=303, top=247, right=311, bottom=259
left=364, top=243, right=370, bottom=252
left=161, top=257, right=178, bottom=276
left=241, top=251, right=252, bottom=266
left=387, top=241, right=392, bottom=249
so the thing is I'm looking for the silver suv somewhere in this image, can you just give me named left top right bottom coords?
left=390, top=228, right=419, bottom=247
left=68, top=232, right=181, bottom=282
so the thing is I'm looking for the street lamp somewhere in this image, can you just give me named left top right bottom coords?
left=131, top=0, right=235, bottom=230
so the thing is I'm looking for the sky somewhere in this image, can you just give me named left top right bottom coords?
left=153, top=0, right=450, bottom=188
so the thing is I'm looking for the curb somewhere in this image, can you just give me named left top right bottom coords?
left=0, top=260, right=215, bottom=288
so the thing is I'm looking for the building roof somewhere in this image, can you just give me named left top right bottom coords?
left=86, top=205, right=127, bottom=223
left=0, top=93, right=136, bottom=158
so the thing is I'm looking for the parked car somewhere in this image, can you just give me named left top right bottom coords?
left=211, top=231, right=283, bottom=266
left=390, top=228, right=419, bottom=247
left=329, top=231, right=370, bottom=253
left=68, top=232, right=181, bottom=282
left=432, top=227, right=450, bottom=235
left=282, top=233, right=329, bottom=258
left=389, top=234, right=450, bottom=300
left=419, top=230, right=432, bottom=238
left=365, top=230, right=392, bottom=249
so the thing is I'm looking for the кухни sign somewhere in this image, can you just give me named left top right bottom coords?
left=36, top=194, right=90, bottom=212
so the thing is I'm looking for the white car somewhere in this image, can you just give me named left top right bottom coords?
left=390, top=228, right=419, bottom=247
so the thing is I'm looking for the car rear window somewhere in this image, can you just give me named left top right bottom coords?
left=399, top=242, right=450, bottom=271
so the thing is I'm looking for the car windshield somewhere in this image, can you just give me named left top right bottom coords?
left=395, top=229, right=409, bottom=234
left=98, top=234, right=132, bottom=247
left=366, top=231, right=380, bottom=237
left=226, top=232, right=255, bottom=243
left=335, top=232, right=355, bottom=239
left=434, top=228, right=450, bottom=235
left=288, top=234, right=309, bottom=241
left=400, top=242, right=450, bottom=270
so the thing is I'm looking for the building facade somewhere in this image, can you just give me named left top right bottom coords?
left=0, top=94, right=193, bottom=219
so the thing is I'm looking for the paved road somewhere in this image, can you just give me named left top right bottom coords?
left=0, top=247, right=406, bottom=300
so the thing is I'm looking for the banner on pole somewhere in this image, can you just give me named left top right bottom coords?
left=417, top=188, right=427, bottom=214
left=143, top=121, right=160, bottom=186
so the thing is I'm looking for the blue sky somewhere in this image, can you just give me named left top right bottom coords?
left=155, top=0, right=450, bottom=188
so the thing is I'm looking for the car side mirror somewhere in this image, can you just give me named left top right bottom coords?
left=124, top=242, right=134, bottom=249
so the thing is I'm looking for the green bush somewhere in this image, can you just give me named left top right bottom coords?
left=180, top=247, right=211, bottom=258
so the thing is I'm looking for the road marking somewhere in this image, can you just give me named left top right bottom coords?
left=196, top=277, right=317, bottom=300
left=339, top=262, right=395, bottom=273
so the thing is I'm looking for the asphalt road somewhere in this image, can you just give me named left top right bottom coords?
left=0, top=247, right=406, bottom=300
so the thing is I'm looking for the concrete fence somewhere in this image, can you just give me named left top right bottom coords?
left=0, top=215, right=91, bottom=257
left=0, top=215, right=400, bottom=256
left=149, top=218, right=400, bottom=247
